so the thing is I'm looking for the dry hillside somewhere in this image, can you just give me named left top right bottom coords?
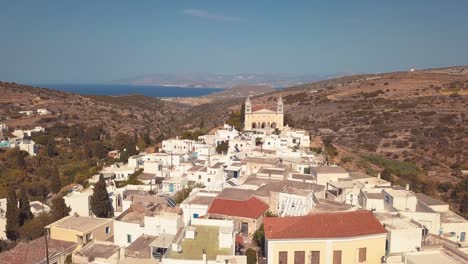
left=0, top=82, right=189, bottom=139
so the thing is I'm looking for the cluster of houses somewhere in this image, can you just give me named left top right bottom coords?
left=18, top=108, right=51, bottom=116
left=0, top=124, right=41, bottom=156
left=0, top=97, right=467, bottom=264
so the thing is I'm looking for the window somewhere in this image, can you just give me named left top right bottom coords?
left=198, top=175, right=201, bottom=180
left=207, top=178, right=211, bottom=182
left=333, top=250, right=342, bottom=264
left=127, top=234, right=132, bottom=243
left=311, top=251, right=320, bottom=264
left=359, top=248, right=367, bottom=262
left=105, top=226, right=110, bottom=234
left=279, top=251, right=288, bottom=264
left=294, top=251, right=305, bottom=264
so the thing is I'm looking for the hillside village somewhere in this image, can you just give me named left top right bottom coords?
left=0, top=97, right=467, bottom=264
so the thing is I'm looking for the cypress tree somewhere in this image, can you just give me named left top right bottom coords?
left=5, top=186, right=19, bottom=241
left=18, top=187, right=33, bottom=226
left=51, top=196, right=71, bottom=220
left=90, top=174, right=113, bottom=218
left=240, top=102, right=246, bottom=127
left=50, top=166, right=62, bottom=193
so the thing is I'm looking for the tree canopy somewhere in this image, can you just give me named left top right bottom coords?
left=90, top=174, right=113, bottom=218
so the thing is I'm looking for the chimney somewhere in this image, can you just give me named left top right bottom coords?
left=405, top=184, right=410, bottom=191
left=202, top=249, right=207, bottom=263
left=377, top=173, right=381, bottom=180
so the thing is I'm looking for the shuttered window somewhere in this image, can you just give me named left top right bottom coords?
left=294, top=251, right=305, bottom=264
left=333, top=250, right=342, bottom=264
left=279, top=251, right=288, bottom=264
left=311, top=251, right=320, bottom=264
left=359, top=247, right=367, bottom=262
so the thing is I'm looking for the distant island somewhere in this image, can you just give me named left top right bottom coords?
left=112, top=72, right=333, bottom=89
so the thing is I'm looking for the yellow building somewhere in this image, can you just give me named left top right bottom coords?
left=264, top=211, right=387, bottom=264
left=45, top=216, right=114, bottom=247
left=244, top=96, right=284, bottom=131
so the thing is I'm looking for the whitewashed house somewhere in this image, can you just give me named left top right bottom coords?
left=36, top=108, right=51, bottom=115
left=113, top=200, right=182, bottom=247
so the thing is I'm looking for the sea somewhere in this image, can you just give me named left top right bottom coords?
left=35, top=84, right=225, bottom=98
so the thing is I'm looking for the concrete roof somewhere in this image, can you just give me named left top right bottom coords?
left=375, top=212, right=421, bottom=230
left=311, top=199, right=353, bottom=213
left=415, top=201, right=437, bottom=213
left=188, top=195, right=217, bottom=206
left=291, top=173, right=316, bottom=181
left=149, top=234, right=175, bottom=248
left=254, top=180, right=324, bottom=198
left=79, top=242, right=120, bottom=259
left=138, top=173, right=157, bottom=180
left=415, top=193, right=447, bottom=206
left=48, top=216, right=111, bottom=233
left=406, top=251, right=459, bottom=264
left=441, top=210, right=467, bottom=224
left=188, top=165, right=204, bottom=172
left=311, top=166, right=348, bottom=174
left=126, top=235, right=157, bottom=258
left=218, top=188, right=254, bottom=201
left=365, top=192, right=384, bottom=199
left=118, top=258, right=159, bottom=264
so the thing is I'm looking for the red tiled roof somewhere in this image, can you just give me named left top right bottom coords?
left=252, top=105, right=274, bottom=112
left=0, top=236, right=76, bottom=264
left=208, top=197, right=269, bottom=219
left=264, top=211, right=387, bottom=240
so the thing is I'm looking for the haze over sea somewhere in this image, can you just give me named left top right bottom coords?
left=36, top=84, right=224, bottom=98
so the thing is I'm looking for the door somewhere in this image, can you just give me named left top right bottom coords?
left=461, top=232, right=466, bottom=242
left=279, top=251, right=288, bottom=264
left=169, top=183, right=174, bottom=192
left=294, top=251, right=305, bottom=264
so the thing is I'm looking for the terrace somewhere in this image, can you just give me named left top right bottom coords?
left=165, top=225, right=231, bottom=261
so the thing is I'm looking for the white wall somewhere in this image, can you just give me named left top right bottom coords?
left=64, top=192, right=91, bottom=217
left=113, top=220, right=143, bottom=247
left=387, top=228, right=422, bottom=254
left=144, top=214, right=182, bottom=236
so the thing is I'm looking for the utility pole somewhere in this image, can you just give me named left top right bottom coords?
left=44, top=228, right=50, bottom=264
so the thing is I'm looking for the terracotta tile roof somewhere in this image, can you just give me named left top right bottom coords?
left=208, top=197, right=269, bottom=219
left=252, top=105, right=274, bottom=112
left=264, top=211, right=387, bottom=240
left=0, top=236, right=76, bottom=264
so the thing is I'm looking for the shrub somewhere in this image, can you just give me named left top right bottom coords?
left=246, top=248, right=257, bottom=264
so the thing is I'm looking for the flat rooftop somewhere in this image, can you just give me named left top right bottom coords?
left=126, top=235, right=157, bottom=258
left=441, top=210, right=467, bottom=224
left=415, top=193, right=447, bottom=206
left=291, top=173, right=316, bottom=181
left=49, top=216, right=111, bottom=233
left=218, top=188, right=254, bottom=201
left=375, top=212, right=420, bottom=230
left=406, top=251, right=459, bottom=264
left=189, top=195, right=217, bottom=206
left=311, top=166, right=348, bottom=174
left=311, top=199, right=352, bottom=213
left=365, top=192, right=384, bottom=199
left=254, top=180, right=324, bottom=198
left=166, top=225, right=231, bottom=260
left=79, top=243, right=120, bottom=259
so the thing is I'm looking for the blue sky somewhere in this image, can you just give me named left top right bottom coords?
left=1, top=0, right=467, bottom=83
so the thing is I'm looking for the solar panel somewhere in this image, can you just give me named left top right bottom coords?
left=166, top=197, right=177, bottom=208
